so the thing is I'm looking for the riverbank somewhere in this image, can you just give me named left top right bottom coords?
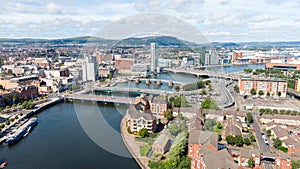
left=120, top=117, right=150, bottom=169
left=0, top=97, right=63, bottom=144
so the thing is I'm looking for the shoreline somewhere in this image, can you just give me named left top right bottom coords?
left=120, top=117, right=150, bottom=169
left=0, top=97, right=63, bottom=143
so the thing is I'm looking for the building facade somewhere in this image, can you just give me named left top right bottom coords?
left=150, top=43, right=157, bottom=72
left=295, top=78, right=300, bottom=92
left=239, top=77, right=287, bottom=97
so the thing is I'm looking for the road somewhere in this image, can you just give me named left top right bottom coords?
left=252, top=112, right=270, bottom=153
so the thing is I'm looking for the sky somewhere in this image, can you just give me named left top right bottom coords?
left=0, top=0, right=300, bottom=42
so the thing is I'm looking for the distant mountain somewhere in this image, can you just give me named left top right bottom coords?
left=114, top=36, right=198, bottom=47
left=1, top=36, right=300, bottom=49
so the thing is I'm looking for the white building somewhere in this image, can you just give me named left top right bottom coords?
left=158, top=58, right=172, bottom=68
left=150, top=43, right=157, bottom=72
left=82, top=56, right=98, bottom=82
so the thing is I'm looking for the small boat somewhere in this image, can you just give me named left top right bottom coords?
left=23, top=126, right=32, bottom=137
left=0, top=162, right=8, bottom=168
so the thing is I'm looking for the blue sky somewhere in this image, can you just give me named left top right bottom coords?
left=0, top=0, right=300, bottom=42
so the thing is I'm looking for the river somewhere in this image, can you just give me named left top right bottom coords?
left=0, top=102, right=139, bottom=169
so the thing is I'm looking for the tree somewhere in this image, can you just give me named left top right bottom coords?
left=244, top=138, right=251, bottom=146
left=277, top=91, right=281, bottom=97
left=200, top=97, right=219, bottom=110
left=204, top=119, right=217, bottom=132
left=208, top=84, right=213, bottom=91
left=249, top=134, right=256, bottom=142
left=274, top=138, right=282, bottom=148
left=267, top=130, right=271, bottom=137
left=226, top=135, right=235, bottom=145
left=218, top=133, right=222, bottom=141
left=258, top=90, right=264, bottom=96
left=138, top=128, right=149, bottom=138
left=248, top=157, right=254, bottom=168
left=259, top=108, right=265, bottom=114
left=234, top=85, right=239, bottom=93
left=234, top=135, right=244, bottom=147
left=250, top=88, right=257, bottom=95
left=216, top=122, right=223, bottom=129
left=246, top=113, right=253, bottom=123
left=164, top=109, right=173, bottom=121
left=267, top=92, right=270, bottom=97
left=201, top=89, right=207, bottom=95
left=0, top=85, right=3, bottom=90
left=174, top=85, right=180, bottom=91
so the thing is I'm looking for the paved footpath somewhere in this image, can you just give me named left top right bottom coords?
left=120, top=117, right=150, bottom=169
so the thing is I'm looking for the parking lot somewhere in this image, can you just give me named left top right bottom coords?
left=244, top=99, right=300, bottom=111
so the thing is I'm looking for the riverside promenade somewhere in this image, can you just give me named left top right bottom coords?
left=120, top=117, right=150, bottom=169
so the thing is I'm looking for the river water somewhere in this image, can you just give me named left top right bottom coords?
left=0, top=102, right=139, bottom=169
left=0, top=64, right=265, bottom=169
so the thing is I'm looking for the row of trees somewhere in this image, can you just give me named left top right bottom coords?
left=226, top=134, right=256, bottom=147
left=168, top=96, right=188, bottom=108
left=259, top=108, right=299, bottom=116
left=182, top=80, right=211, bottom=91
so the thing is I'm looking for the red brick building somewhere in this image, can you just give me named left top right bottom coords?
left=115, top=58, right=134, bottom=73
left=239, top=77, right=287, bottom=97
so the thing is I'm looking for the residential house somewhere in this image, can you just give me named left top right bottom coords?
left=191, top=147, right=240, bottom=169
left=152, top=129, right=172, bottom=154
left=188, top=129, right=218, bottom=159
left=125, top=104, right=156, bottom=133
left=238, top=149, right=262, bottom=168
left=203, top=109, right=224, bottom=121
left=150, top=96, right=168, bottom=117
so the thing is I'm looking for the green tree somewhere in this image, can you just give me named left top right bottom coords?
left=216, top=122, right=223, bottom=129
left=246, top=112, right=253, bottom=123
left=204, top=119, right=217, bottom=132
left=208, top=84, right=213, bottom=91
left=292, top=160, right=300, bottom=169
left=201, top=89, right=207, bottom=95
left=200, top=97, right=219, bottom=110
left=0, top=85, right=3, bottom=90
left=274, top=138, right=282, bottom=148
left=234, top=135, right=244, bottom=147
left=277, top=91, right=281, bottom=97
left=258, top=90, right=264, bottom=96
left=234, top=85, right=239, bottom=93
left=138, top=128, right=149, bottom=138
left=250, top=88, right=257, bottom=95
left=266, top=130, right=271, bottom=137
left=248, top=157, right=254, bottom=168
left=174, top=85, right=180, bottom=91
left=226, top=135, right=235, bottom=145
left=249, top=134, right=256, bottom=142
left=259, top=108, right=265, bottom=114
left=244, top=138, right=251, bottom=146
left=267, top=92, right=270, bottom=97
left=164, top=109, right=173, bottom=121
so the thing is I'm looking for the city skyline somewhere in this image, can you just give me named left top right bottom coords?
left=1, top=0, right=300, bottom=42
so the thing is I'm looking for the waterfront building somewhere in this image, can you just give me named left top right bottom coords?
left=266, top=63, right=300, bottom=71
left=125, top=104, right=156, bottom=133
left=158, top=58, right=172, bottom=68
left=239, top=77, right=287, bottom=97
left=131, top=64, right=149, bottom=75
left=149, top=96, right=168, bottom=117
left=204, top=49, right=219, bottom=65
left=150, top=43, right=157, bottom=72
left=181, top=57, right=194, bottom=68
left=82, top=56, right=98, bottom=82
left=295, top=78, right=300, bottom=92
